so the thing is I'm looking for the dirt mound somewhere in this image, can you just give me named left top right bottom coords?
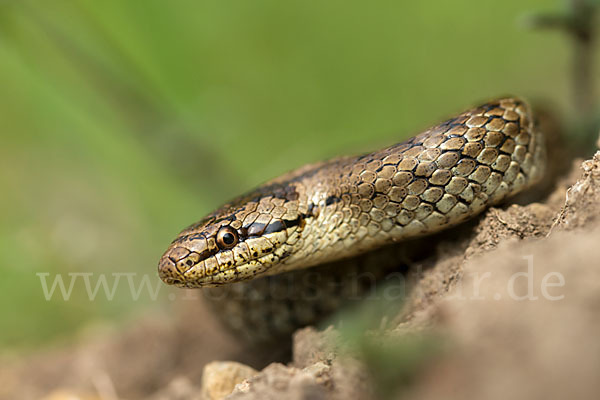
left=2, top=147, right=600, bottom=400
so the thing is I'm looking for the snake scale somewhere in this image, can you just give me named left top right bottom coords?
left=158, top=97, right=546, bottom=341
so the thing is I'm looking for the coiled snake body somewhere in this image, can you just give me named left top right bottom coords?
left=159, top=98, right=546, bottom=340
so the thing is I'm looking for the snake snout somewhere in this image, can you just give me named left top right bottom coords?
left=158, top=246, right=200, bottom=286
left=158, top=253, right=183, bottom=285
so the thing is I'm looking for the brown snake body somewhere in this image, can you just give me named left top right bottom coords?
left=158, top=97, right=546, bottom=340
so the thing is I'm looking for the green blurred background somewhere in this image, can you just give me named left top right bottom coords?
left=0, top=0, right=575, bottom=351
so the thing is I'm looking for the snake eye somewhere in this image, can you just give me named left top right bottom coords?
left=216, top=226, right=238, bottom=249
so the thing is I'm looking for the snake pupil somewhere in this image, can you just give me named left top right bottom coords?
left=222, top=233, right=234, bottom=245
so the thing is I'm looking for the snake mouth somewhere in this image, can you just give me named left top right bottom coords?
left=158, top=243, right=276, bottom=287
left=182, top=251, right=276, bottom=287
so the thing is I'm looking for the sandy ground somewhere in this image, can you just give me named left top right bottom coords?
left=2, top=136, right=600, bottom=399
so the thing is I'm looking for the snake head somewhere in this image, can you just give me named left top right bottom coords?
left=158, top=187, right=307, bottom=287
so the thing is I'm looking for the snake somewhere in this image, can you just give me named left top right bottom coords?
left=158, top=97, right=546, bottom=341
